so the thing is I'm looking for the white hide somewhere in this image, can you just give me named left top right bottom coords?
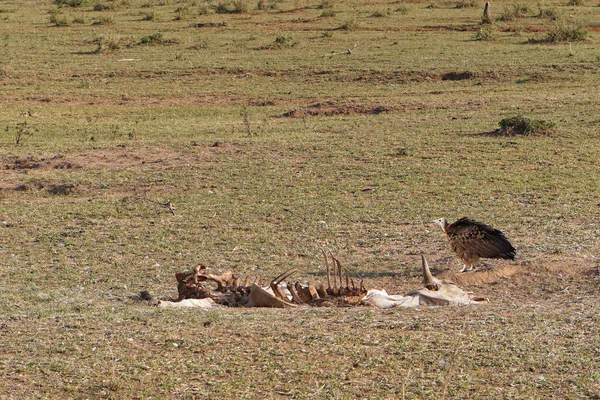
left=158, top=298, right=219, bottom=309
left=360, top=255, right=487, bottom=309
left=360, top=289, right=421, bottom=308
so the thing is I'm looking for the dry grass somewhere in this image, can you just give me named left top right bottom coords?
left=1, top=0, right=600, bottom=398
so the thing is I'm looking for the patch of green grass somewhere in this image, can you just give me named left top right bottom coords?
left=496, top=115, right=556, bottom=136
left=138, top=32, right=179, bottom=45
left=216, top=0, right=250, bottom=14
left=395, top=3, right=408, bottom=14
left=317, top=0, right=335, bottom=9
left=48, top=9, right=70, bottom=26
left=544, top=18, right=589, bottom=42
left=93, top=35, right=121, bottom=53
left=474, top=24, right=495, bottom=40
left=537, top=5, right=559, bottom=20
left=54, top=0, right=87, bottom=7
left=497, top=2, right=530, bottom=21
left=173, top=6, right=190, bottom=20
left=370, top=10, right=388, bottom=18
left=454, top=0, right=477, bottom=8
left=336, top=19, right=358, bottom=30
left=257, top=0, right=279, bottom=10
left=142, top=9, right=157, bottom=21
left=273, top=34, right=296, bottom=47
left=319, top=9, right=335, bottom=17
left=93, top=2, right=116, bottom=11
left=91, top=16, right=114, bottom=25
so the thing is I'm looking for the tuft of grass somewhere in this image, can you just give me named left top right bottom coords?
left=138, top=32, right=179, bottom=45
left=93, top=35, right=121, bottom=53
left=497, top=2, right=530, bottom=21
left=474, top=24, right=495, bottom=41
left=91, top=16, right=113, bottom=25
left=544, top=18, right=589, bottom=42
left=93, top=2, right=116, bottom=11
left=215, top=0, right=249, bottom=14
left=496, top=115, right=556, bottom=136
left=256, top=0, right=279, bottom=10
left=336, top=19, right=358, bottom=30
left=142, top=10, right=157, bottom=21
left=139, top=32, right=164, bottom=44
left=455, top=0, right=477, bottom=8
left=395, top=3, right=408, bottom=14
left=54, top=0, right=87, bottom=7
left=319, top=9, right=335, bottom=17
left=198, top=4, right=210, bottom=14
left=566, top=0, right=584, bottom=5
left=48, top=9, right=69, bottom=26
left=537, top=5, right=559, bottom=20
left=273, top=34, right=296, bottom=48
left=370, top=10, right=388, bottom=18
left=173, top=6, right=190, bottom=20
left=317, top=0, right=335, bottom=9
left=7, top=121, right=35, bottom=145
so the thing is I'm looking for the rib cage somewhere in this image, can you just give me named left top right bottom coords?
left=174, top=251, right=368, bottom=307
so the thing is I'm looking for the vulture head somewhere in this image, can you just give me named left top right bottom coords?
left=432, top=217, right=449, bottom=232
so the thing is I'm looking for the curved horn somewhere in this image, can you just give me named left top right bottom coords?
left=422, top=255, right=435, bottom=285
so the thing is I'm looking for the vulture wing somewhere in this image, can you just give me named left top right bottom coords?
left=446, top=217, right=516, bottom=260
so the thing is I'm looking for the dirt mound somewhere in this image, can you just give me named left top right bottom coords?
left=436, top=258, right=597, bottom=286
left=438, top=264, right=526, bottom=285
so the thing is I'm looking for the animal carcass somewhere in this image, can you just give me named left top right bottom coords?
left=360, top=255, right=488, bottom=308
left=169, top=251, right=367, bottom=308
left=154, top=254, right=486, bottom=309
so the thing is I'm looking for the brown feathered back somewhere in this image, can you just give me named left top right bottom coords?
left=445, top=217, right=516, bottom=266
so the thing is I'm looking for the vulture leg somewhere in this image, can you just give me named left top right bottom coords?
left=459, top=262, right=476, bottom=273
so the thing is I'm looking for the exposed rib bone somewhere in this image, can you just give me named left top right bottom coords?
left=317, top=283, right=327, bottom=298
left=272, top=269, right=297, bottom=285
left=307, top=282, right=320, bottom=300
left=332, top=256, right=343, bottom=289
left=287, top=282, right=305, bottom=304
left=295, top=281, right=311, bottom=303
left=270, top=269, right=297, bottom=301
left=319, top=245, right=332, bottom=290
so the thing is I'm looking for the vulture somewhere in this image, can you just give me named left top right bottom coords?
left=433, top=217, right=516, bottom=272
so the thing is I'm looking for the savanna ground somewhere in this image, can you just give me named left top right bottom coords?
left=1, top=0, right=600, bottom=398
